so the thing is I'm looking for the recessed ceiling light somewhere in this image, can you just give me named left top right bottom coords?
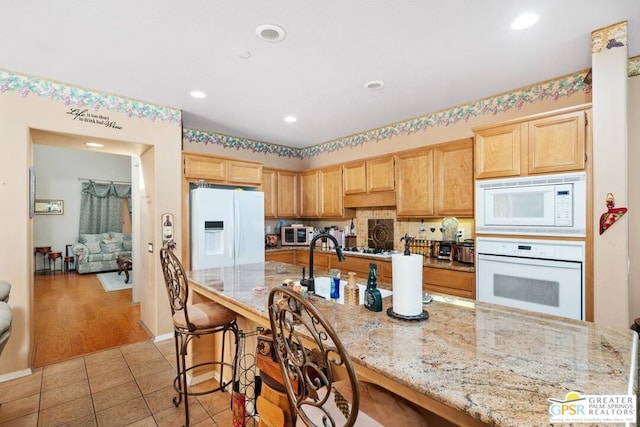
left=85, top=142, right=104, bottom=148
left=364, top=80, right=384, bottom=90
left=283, top=116, right=297, bottom=123
left=256, top=24, right=286, bottom=43
left=511, top=13, right=540, bottom=30
left=190, top=90, right=207, bottom=99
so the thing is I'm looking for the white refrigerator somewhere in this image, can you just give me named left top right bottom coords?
left=190, top=188, right=265, bottom=269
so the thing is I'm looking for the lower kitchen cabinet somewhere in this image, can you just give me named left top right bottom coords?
left=423, top=267, right=475, bottom=299
left=296, top=250, right=331, bottom=271
left=265, top=250, right=296, bottom=264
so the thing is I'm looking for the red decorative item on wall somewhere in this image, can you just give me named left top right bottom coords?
left=599, top=193, right=628, bottom=235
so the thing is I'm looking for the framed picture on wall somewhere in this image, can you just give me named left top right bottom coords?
left=34, top=199, right=64, bottom=215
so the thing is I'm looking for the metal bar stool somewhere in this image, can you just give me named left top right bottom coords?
left=159, top=247, right=240, bottom=427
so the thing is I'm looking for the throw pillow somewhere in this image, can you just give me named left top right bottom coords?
left=110, top=232, right=124, bottom=242
left=86, top=242, right=102, bottom=254
left=100, top=241, right=124, bottom=253
left=79, top=233, right=109, bottom=244
left=123, top=240, right=133, bottom=251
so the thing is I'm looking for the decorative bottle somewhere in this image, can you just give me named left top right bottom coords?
left=350, top=218, right=356, bottom=235
left=344, top=272, right=359, bottom=306
left=364, top=263, right=382, bottom=312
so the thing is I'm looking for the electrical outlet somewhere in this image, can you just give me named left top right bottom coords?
left=457, top=229, right=465, bottom=241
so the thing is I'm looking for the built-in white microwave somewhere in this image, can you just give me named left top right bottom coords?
left=475, top=171, right=586, bottom=237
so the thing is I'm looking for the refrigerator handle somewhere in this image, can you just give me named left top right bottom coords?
left=234, top=197, right=240, bottom=260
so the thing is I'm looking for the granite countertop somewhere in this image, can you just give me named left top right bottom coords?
left=188, top=261, right=637, bottom=427
left=266, top=246, right=475, bottom=272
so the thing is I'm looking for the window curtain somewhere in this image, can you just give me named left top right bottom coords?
left=78, top=181, right=132, bottom=235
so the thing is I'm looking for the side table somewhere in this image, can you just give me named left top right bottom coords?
left=34, top=246, right=52, bottom=274
left=117, top=255, right=133, bottom=284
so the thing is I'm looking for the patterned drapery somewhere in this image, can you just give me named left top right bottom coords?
left=78, top=181, right=132, bottom=235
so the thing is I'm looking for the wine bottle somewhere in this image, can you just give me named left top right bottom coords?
left=163, top=215, right=173, bottom=241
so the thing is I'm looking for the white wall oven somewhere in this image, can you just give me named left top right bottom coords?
left=476, top=238, right=585, bottom=320
left=475, top=171, right=586, bottom=237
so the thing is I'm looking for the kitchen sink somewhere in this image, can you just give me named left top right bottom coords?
left=296, top=277, right=392, bottom=305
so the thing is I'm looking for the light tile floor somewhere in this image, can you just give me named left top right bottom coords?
left=0, top=340, right=241, bottom=426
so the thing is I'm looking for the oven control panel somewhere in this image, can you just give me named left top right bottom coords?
left=476, top=237, right=584, bottom=262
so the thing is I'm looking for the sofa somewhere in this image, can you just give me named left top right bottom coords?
left=72, top=232, right=132, bottom=274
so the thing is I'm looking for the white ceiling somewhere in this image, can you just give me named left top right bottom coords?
left=1, top=1, right=638, bottom=149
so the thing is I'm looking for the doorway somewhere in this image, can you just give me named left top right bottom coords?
left=31, top=130, right=151, bottom=366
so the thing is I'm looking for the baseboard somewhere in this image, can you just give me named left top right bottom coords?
left=0, top=368, right=33, bottom=384
left=153, top=332, right=173, bottom=343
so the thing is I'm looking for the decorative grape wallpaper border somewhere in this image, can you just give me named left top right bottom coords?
left=184, top=70, right=593, bottom=159
left=0, top=68, right=181, bottom=124
left=3, top=58, right=638, bottom=160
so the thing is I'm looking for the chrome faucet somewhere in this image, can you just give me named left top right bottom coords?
left=301, top=232, right=345, bottom=293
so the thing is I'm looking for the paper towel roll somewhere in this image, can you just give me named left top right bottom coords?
left=391, top=254, right=423, bottom=316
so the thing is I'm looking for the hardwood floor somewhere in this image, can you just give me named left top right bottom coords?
left=33, top=271, right=151, bottom=367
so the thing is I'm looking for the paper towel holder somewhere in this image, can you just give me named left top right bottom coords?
left=387, top=307, right=429, bottom=321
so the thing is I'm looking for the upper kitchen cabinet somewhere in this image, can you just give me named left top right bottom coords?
left=183, top=153, right=262, bottom=185
left=262, top=168, right=299, bottom=218
left=474, top=104, right=590, bottom=179
left=395, top=147, right=435, bottom=217
left=262, top=168, right=278, bottom=218
left=435, top=138, right=474, bottom=217
left=527, top=110, right=587, bottom=175
left=319, top=165, right=344, bottom=218
left=474, top=123, right=522, bottom=179
left=299, top=170, right=320, bottom=218
left=299, top=167, right=354, bottom=218
left=343, top=156, right=396, bottom=208
left=277, top=170, right=299, bottom=218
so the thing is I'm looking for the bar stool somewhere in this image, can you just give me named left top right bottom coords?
left=48, top=252, right=63, bottom=273
left=268, top=287, right=429, bottom=426
left=34, top=246, right=51, bottom=273
left=159, top=247, right=240, bottom=427
left=63, top=244, right=75, bottom=272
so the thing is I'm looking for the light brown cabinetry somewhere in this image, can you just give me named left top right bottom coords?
left=300, top=167, right=354, bottom=218
left=319, top=165, right=346, bottom=218
left=343, top=156, right=395, bottom=194
left=277, top=171, right=299, bottom=218
left=262, top=169, right=299, bottom=218
left=343, top=156, right=396, bottom=208
left=435, top=139, right=474, bottom=217
left=423, top=267, right=475, bottom=299
left=395, top=148, right=435, bottom=217
left=262, top=169, right=278, bottom=218
left=474, top=106, right=589, bottom=179
left=183, top=153, right=262, bottom=185
left=296, top=250, right=331, bottom=271
left=299, top=170, right=320, bottom=218
left=265, top=250, right=296, bottom=264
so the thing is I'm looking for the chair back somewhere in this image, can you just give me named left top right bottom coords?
left=267, top=287, right=360, bottom=427
left=159, top=247, right=193, bottom=331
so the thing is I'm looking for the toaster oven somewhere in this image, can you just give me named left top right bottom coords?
left=281, top=226, right=313, bottom=246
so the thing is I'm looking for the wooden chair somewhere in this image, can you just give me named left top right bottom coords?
left=267, top=287, right=428, bottom=426
left=159, top=247, right=240, bottom=427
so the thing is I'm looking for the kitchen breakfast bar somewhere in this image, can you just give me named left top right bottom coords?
left=187, top=261, right=638, bottom=427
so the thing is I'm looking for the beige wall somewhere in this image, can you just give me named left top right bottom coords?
left=0, top=85, right=182, bottom=376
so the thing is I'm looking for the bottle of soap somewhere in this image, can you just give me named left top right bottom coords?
left=364, top=263, right=382, bottom=312
left=344, top=272, right=359, bottom=306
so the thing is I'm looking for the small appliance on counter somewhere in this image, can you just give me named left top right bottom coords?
left=281, top=225, right=313, bottom=246
left=454, top=240, right=475, bottom=264
left=437, top=242, right=454, bottom=260
left=265, top=234, right=278, bottom=248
